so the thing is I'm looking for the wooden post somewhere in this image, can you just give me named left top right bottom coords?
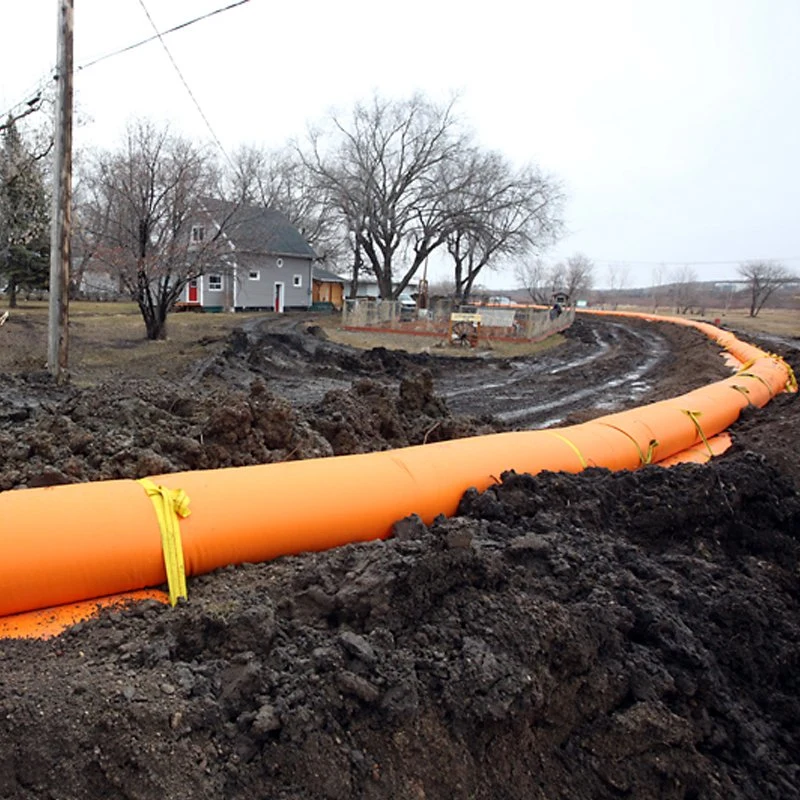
left=48, top=0, right=73, bottom=382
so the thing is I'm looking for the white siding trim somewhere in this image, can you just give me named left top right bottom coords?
left=233, top=261, right=238, bottom=309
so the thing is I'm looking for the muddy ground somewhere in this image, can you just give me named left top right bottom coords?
left=0, top=312, right=798, bottom=799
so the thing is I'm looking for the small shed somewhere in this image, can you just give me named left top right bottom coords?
left=312, top=267, right=345, bottom=310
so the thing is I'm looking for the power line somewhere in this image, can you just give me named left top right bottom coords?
left=0, top=98, right=45, bottom=132
left=556, top=256, right=800, bottom=267
left=136, top=0, right=235, bottom=169
left=77, top=0, right=251, bottom=72
left=1, top=0, right=251, bottom=124
left=0, top=71, right=55, bottom=125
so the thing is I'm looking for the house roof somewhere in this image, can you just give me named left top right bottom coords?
left=313, top=266, right=345, bottom=283
left=202, top=199, right=317, bottom=260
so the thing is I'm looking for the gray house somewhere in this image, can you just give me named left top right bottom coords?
left=186, top=200, right=317, bottom=312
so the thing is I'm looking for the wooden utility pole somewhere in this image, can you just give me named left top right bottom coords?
left=48, top=0, right=74, bottom=382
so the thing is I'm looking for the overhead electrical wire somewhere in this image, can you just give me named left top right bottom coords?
left=77, top=0, right=251, bottom=73
left=1, top=0, right=251, bottom=124
left=587, top=256, right=800, bottom=267
left=0, top=70, right=55, bottom=126
left=540, top=256, right=800, bottom=273
left=135, top=0, right=236, bottom=168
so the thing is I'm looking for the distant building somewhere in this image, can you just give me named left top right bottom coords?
left=76, top=199, right=319, bottom=313
left=312, top=267, right=345, bottom=310
left=185, top=199, right=317, bottom=312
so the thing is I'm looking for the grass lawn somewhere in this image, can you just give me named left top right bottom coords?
left=0, top=301, right=264, bottom=384
left=317, top=317, right=568, bottom=358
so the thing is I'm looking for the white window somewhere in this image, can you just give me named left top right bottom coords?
left=276, top=257, right=284, bottom=268
left=248, top=270, right=260, bottom=281
left=191, top=225, right=205, bottom=243
left=293, top=274, right=302, bottom=288
left=208, top=274, right=223, bottom=292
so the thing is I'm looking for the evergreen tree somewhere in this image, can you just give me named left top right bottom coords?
left=0, top=116, right=50, bottom=307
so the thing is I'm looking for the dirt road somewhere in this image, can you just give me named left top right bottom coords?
left=436, top=316, right=733, bottom=427
left=205, top=312, right=735, bottom=426
left=0, top=311, right=798, bottom=799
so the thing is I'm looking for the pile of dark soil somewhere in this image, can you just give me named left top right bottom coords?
left=0, top=314, right=798, bottom=799
left=1, top=444, right=798, bottom=799
left=0, top=369, right=498, bottom=491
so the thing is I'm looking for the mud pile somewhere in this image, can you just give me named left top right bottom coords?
left=0, top=316, right=798, bottom=799
left=1, top=444, right=798, bottom=799
left=0, top=369, right=498, bottom=491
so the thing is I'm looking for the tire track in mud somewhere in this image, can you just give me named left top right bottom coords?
left=217, top=313, right=732, bottom=433
left=438, top=319, right=672, bottom=429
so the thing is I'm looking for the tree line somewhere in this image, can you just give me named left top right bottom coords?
left=592, top=262, right=799, bottom=317
left=0, top=113, right=51, bottom=308
left=1, top=92, right=795, bottom=340
left=4, top=93, right=568, bottom=338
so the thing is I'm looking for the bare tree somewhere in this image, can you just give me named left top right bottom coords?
left=516, top=257, right=554, bottom=304
left=445, top=149, right=563, bottom=302
left=737, top=260, right=795, bottom=317
left=69, top=148, right=105, bottom=299
left=516, top=253, right=591, bottom=306
left=302, top=93, right=468, bottom=299
left=555, top=253, right=593, bottom=301
left=76, top=120, right=225, bottom=339
left=651, top=263, right=665, bottom=311
left=670, top=265, right=699, bottom=314
left=227, top=144, right=345, bottom=266
left=606, top=263, right=630, bottom=310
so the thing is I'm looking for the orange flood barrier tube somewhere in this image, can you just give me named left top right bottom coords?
left=0, top=316, right=795, bottom=624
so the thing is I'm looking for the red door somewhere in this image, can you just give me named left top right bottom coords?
left=188, top=279, right=198, bottom=303
left=274, top=282, right=284, bottom=313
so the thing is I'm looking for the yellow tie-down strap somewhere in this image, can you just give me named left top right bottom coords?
left=770, top=352, right=798, bottom=393
left=546, top=431, right=588, bottom=469
left=681, top=409, right=713, bottom=457
left=137, top=479, right=191, bottom=606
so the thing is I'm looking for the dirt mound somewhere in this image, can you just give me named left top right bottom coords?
left=210, top=325, right=446, bottom=384
left=1, top=447, right=798, bottom=799
left=310, top=371, right=499, bottom=455
left=0, top=368, right=496, bottom=489
left=0, top=313, right=798, bottom=798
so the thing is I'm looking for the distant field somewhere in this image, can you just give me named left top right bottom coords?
left=613, top=305, right=799, bottom=339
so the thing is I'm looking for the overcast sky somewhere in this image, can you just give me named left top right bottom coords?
left=1, top=0, right=798, bottom=290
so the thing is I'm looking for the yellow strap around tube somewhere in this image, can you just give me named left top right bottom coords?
left=737, top=371, right=774, bottom=398
left=680, top=409, right=713, bottom=457
left=772, top=354, right=798, bottom=393
left=546, top=431, right=588, bottom=469
left=137, top=479, right=191, bottom=606
left=730, top=384, right=752, bottom=405
left=596, top=422, right=658, bottom=466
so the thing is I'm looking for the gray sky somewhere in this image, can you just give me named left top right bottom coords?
left=1, top=0, right=799, bottom=289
